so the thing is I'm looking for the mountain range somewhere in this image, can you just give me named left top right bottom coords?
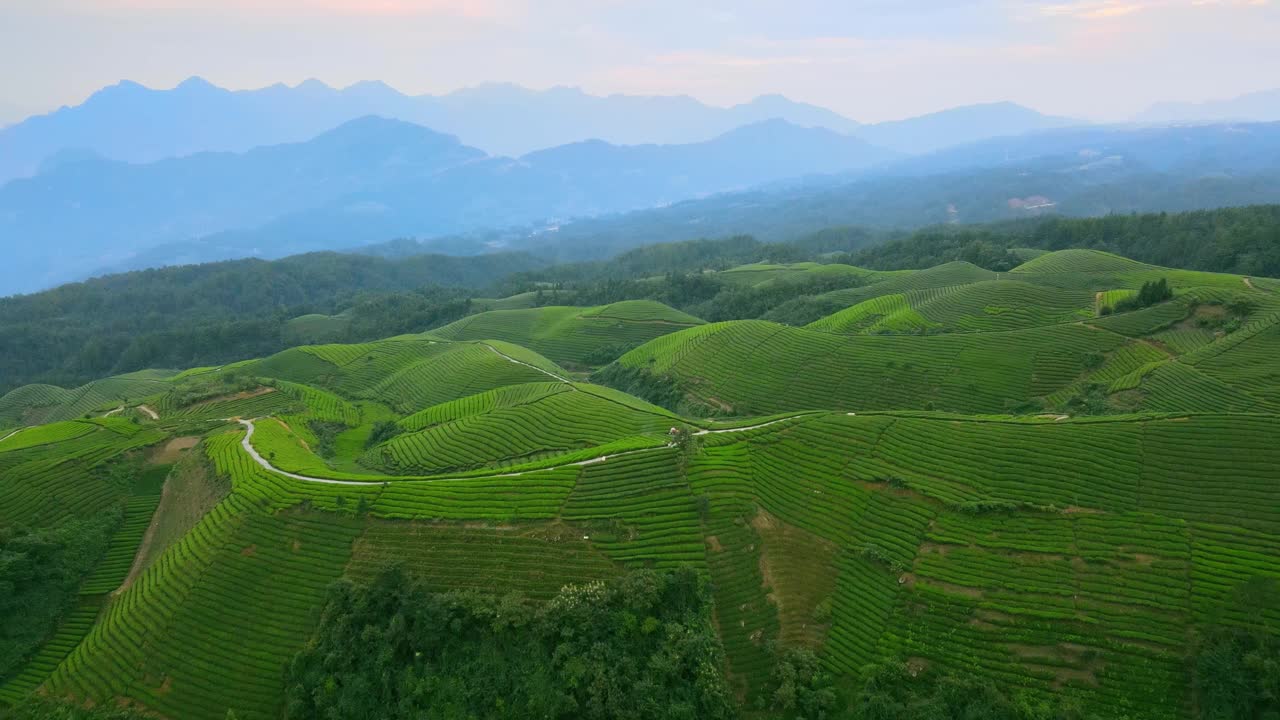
left=1139, top=87, right=1280, bottom=124
left=444, top=121, right=1280, bottom=262
left=0, top=77, right=1078, bottom=185
left=0, top=116, right=897, bottom=295
left=7, top=77, right=1280, bottom=298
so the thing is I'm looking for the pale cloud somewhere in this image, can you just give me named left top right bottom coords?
left=2, top=0, right=1279, bottom=123
left=650, top=51, right=818, bottom=69
left=1040, top=1, right=1152, bottom=19
left=75, top=0, right=519, bottom=19
left=1039, top=0, right=1268, bottom=19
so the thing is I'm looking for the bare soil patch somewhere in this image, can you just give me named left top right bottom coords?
left=753, top=507, right=839, bottom=648
left=922, top=578, right=984, bottom=599
left=151, top=436, right=199, bottom=464
left=1007, top=641, right=1103, bottom=688
left=188, top=386, right=276, bottom=411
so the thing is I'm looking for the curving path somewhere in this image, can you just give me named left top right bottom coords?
left=482, top=343, right=571, bottom=383
left=0, top=428, right=24, bottom=445
left=234, top=411, right=812, bottom=487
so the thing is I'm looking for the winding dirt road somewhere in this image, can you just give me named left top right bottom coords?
left=234, top=412, right=811, bottom=487
left=482, top=343, right=571, bottom=383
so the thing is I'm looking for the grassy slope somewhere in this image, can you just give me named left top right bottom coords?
left=428, top=300, right=705, bottom=365
left=21, top=411, right=1278, bottom=720
left=6, top=248, right=1280, bottom=720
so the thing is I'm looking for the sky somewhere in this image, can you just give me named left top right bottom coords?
left=1, top=0, right=1278, bottom=123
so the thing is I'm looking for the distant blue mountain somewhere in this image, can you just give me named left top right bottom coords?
left=855, top=102, right=1081, bottom=154
left=0, top=78, right=865, bottom=184
left=0, top=116, right=897, bottom=295
left=0, top=78, right=1087, bottom=186
left=1138, top=88, right=1280, bottom=124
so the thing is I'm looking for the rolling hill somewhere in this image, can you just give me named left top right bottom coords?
left=1, top=247, right=1278, bottom=720
left=602, top=250, right=1280, bottom=416
left=427, top=300, right=706, bottom=366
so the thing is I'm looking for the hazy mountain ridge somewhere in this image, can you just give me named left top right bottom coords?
left=0, top=78, right=867, bottom=184
left=1139, top=87, right=1280, bottom=124
left=449, top=121, right=1280, bottom=262
left=0, top=116, right=896, bottom=295
left=855, top=101, right=1080, bottom=154
left=0, top=77, right=1078, bottom=185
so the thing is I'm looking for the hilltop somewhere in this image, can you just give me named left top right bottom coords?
left=602, top=249, right=1280, bottom=416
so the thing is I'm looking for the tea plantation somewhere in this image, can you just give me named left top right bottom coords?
left=2, top=248, right=1278, bottom=720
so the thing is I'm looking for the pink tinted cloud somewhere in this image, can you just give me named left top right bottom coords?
left=93, top=0, right=517, bottom=19
left=1040, top=0, right=1269, bottom=20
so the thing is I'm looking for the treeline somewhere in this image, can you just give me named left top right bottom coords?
left=848, top=205, right=1280, bottom=276
left=6, top=205, right=1279, bottom=396
left=0, top=235, right=870, bottom=395
left=0, top=252, right=540, bottom=394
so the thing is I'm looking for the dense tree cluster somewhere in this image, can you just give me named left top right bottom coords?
left=3, top=697, right=153, bottom=720
left=0, top=252, right=526, bottom=394
left=844, top=662, right=1097, bottom=720
left=848, top=206, right=1280, bottom=276
left=0, top=514, right=119, bottom=680
left=283, top=567, right=734, bottom=720
left=1193, top=577, right=1280, bottom=720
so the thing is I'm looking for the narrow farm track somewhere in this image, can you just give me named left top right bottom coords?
left=235, top=413, right=812, bottom=486
left=692, top=415, right=809, bottom=436
left=482, top=343, right=570, bottom=383
left=138, top=405, right=159, bottom=420
left=0, top=428, right=24, bottom=445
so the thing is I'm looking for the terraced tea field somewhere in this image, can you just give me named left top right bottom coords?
left=3, top=248, right=1278, bottom=720
left=429, top=300, right=705, bottom=365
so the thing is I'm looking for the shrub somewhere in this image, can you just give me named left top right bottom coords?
left=364, top=420, right=403, bottom=449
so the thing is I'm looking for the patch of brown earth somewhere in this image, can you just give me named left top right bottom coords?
left=1007, top=642, right=1103, bottom=689
left=240, top=545, right=257, bottom=556
left=704, top=396, right=734, bottom=413
left=750, top=509, right=777, bottom=531
left=973, top=609, right=1016, bottom=626
left=920, top=578, right=984, bottom=599
left=752, top=506, right=839, bottom=648
left=904, top=657, right=931, bottom=677
left=1051, top=667, right=1101, bottom=689
left=969, top=617, right=999, bottom=631
left=189, top=386, right=276, bottom=410
left=291, top=539, right=302, bottom=552
left=273, top=418, right=312, bottom=451
left=150, top=436, right=199, bottom=464
left=706, top=535, right=724, bottom=552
